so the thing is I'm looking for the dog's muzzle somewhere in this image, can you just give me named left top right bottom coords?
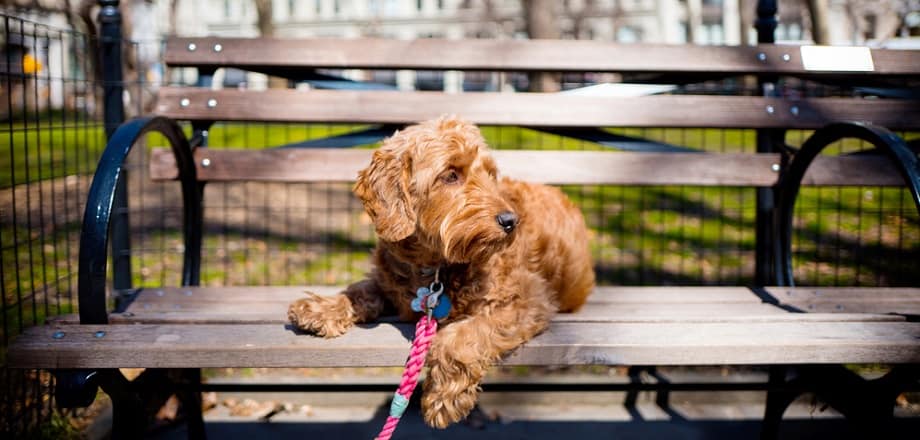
left=496, top=211, right=518, bottom=234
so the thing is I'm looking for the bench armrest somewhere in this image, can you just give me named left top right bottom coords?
left=773, top=122, right=920, bottom=287
left=78, top=117, right=202, bottom=324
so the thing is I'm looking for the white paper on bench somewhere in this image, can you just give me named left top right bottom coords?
left=800, top=46, right=874, bottom=72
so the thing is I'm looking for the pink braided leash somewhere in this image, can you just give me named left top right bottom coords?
left=374, top=315, right=439, bottom=440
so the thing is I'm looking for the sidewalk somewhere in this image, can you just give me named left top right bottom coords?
left=148, top=369, right=920, bottom=439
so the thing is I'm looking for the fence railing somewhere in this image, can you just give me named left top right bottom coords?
left=2, top=12, right=108, bottom=436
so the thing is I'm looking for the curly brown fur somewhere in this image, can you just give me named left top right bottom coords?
left=288, top=116, right=595, bottom=428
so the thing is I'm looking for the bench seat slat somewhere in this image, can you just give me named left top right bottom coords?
left=82, top=310, right=897, bottom=325
left=149, top=148, right=907, bottom=187
left=164, top=37, right=920, bottom=77
left=154, top=87, right=920, bottom=130
left=44, top=285, right=916, bottom=324
left=10, top=320, right=920, bottom=369
left=110, top=304, right=795, bottom=324
left=116, top=286, right=920, bottom=307
left=120, top=286, right=769, bottom=305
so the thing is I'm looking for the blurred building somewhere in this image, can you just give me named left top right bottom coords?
left=173, top=0, right=749, bottom=44
left=167, top=0, right=918, bottom=46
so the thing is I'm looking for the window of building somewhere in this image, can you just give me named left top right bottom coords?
left=224, top=0, right=232, bottom=18
left=616, top=26, right=641, bottom=43
left=377, top=0, right=398, bottom=16
left=289, top=0, right=297, bottom=16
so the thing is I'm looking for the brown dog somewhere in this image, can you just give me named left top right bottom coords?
left=288, top=116, right=594, bottom=428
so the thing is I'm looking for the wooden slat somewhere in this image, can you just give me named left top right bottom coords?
left=149, top=147, right=907, bottom=187
left=48, top=309, right=904, bottom=326
left=150, top=148, right=781, bottom=186
left=10, top=320, right=920, bottom=369
left=42, top=286, right=913, bottom=325
left=164, top=37, right=920, bottom=76
left=123, top=286, right=770, bottom=305
left=763, top=287, right=920, bottom=315
left=116, top=303, right=794, bottom=322
left=779, top=302, right=920, bottom=315
left=764, top=287, right=920, bottom=302
left=154, top=87, right=920, bottom=130
left=121, top=286, right=920, bottom=308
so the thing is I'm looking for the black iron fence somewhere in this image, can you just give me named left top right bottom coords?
left=2, top=6, right=919, bottom=438
left=1, top=12, right=107, bottom=437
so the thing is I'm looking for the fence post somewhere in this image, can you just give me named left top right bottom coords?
left=98, top=0, right=132, bottom=293
left=754, top=0, right=780, bottom=286
left=755, top=4, right=788, bottom=437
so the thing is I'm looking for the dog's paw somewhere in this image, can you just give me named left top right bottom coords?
left=287, top=293, right=355, bottom=338
left=421, top=373, right=480, bottom=428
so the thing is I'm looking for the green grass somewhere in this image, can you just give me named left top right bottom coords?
left=1, top=124, right=106, bottom=188
left=126, top=229, right=373, bottom=288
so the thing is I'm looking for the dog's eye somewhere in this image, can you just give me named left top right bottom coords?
left=441, top=170, right=460, bottom=184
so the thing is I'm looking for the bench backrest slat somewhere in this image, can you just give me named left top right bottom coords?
left=149, top=148, right=906, bottom=187
left=154, top=87, right=920, bottom=130
left=165, top=37, right=920, bottom=77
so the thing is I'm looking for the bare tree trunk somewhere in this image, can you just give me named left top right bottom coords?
left=254, top=0, right=287, bottom=89
left=522, top=0, right=560, bottom=92
left=169, top=0, right=180, bottom=36
left=806, top=0, right=831, bottom=44
left=610, top=0, right=623, bottom=40
left=686, top=0, right=703, bottom=44
left=740, top=0, right=753, bottom=45
left=254, top=0, right=274, bottom=37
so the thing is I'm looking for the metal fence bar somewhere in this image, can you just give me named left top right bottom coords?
left=99, top=0, right=132, bottom=295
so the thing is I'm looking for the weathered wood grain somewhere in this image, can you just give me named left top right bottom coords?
left=44, top=285, right=914, bottom=324
left=117, top=286, right=920, bottom=306
left=51, top=310, right=905, bottom=326
left=149, top=148, right=907, bottom=187
left=10, top=320, right=920, bottom=369
left=164, top=37, right=920, bottom=76
left=154, top=87, right=920, bottom=130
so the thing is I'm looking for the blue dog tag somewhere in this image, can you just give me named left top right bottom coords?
left=410, top=285, right=451, bottom=319
left=431, top=295, right=451, bottom=319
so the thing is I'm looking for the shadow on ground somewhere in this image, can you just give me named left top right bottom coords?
left=153, top=401, right=920, bottom=440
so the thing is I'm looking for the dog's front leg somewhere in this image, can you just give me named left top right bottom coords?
left=421, top=275, right=556, bottom=428
left=287, top=279, right=385, bottom=338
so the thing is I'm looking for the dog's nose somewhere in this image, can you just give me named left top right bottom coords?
left=496, top=211, right=518, bottom=233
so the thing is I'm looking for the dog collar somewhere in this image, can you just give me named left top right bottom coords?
left=420, top=266, right=438, bottom=277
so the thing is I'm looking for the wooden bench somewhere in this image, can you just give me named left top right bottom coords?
left=9, top=37, right=920, bottom=439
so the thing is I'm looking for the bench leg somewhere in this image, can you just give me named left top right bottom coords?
left=763, top=365, right=919, bottom=439
left=97, top=369, right=149, bottom=440
left=760, top=366, right=799, bottom=440
left=94, top=368, right=208, bottom=439
left=176, top=368, right=206, bottom=440
left=805, top=365, right=918, bottom=439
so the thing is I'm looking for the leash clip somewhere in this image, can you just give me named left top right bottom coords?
left=425, top=281, right=444, bottom=319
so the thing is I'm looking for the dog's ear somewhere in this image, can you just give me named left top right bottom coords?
left=354, top=149, right=416, bottom=242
